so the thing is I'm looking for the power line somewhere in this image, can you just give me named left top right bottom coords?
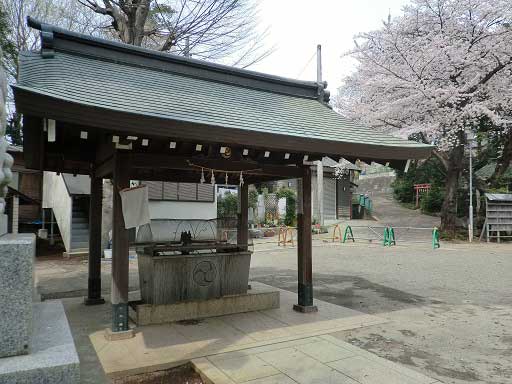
left=296, top=50, right=317, bottom=78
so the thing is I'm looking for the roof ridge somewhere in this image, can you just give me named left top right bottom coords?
left=26, top=17, right=325, bottom=100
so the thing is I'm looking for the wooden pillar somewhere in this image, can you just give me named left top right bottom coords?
left=316, top=160, right=324, bottom=226
left=237, top=183, right=249, bottom=251
left=111, top=154, right=131, bottom=332
left=294, top=166, right=317, bottom=313
left=85, top=175, right=105, bottom=305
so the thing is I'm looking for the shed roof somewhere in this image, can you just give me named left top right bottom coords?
left=319, top=157, right=360, bottom=171
left=14, top=18, right=432, bottom=163
left=485, top=193, right=512, bottom=202
left=321, top=157, right=341, bottom=168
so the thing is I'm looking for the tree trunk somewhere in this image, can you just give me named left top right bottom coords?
left=489, top=128, right=512, bottom=187
left=440, top=145, right=464, bottom=236
left=97, top=0, right=150, bottom=47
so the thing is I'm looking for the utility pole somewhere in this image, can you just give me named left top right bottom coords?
left=467, top=129, right=475, bottom=242
left=316, top=44, right=322, bottom=85
left=316, top=44, right=324, bottom=226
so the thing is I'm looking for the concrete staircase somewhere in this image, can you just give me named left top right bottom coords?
left=337, top=205, right=351, bottom=220
left=70, top=202, right=89, bottom=254
left=356, top=174, right=396, bottom=196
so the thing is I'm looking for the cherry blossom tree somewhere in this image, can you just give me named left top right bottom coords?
left=337, top=0, right=512, bottom=234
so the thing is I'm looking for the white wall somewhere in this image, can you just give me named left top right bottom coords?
left=42, top=172, right=72, bottom=252
left=148, top=200, right=217, bottom=220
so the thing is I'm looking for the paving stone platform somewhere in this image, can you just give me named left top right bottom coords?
left=192, top=334, right=443, bottom=384
left=90, top=282, right=441, bottom=383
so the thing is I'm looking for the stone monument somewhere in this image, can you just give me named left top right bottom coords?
left=0, top=46, right=13, bottom=236
left=0, top=48, right=80, bottom=383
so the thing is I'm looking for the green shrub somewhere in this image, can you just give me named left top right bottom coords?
left=420, top=187, right=444, bottom=214
left=217, top=191, right=238, bottom=218
left=276, top=187, right=297, bottom=226
left=392, top=178, right=415, bottom=203
left=392, top=157, right=446, bottom=212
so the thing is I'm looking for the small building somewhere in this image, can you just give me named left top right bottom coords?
left=313, top=157, right=360, bottom=223
left=483, top=193, right=512, bottom=242
left=277, top=157, right=360, bottom=224
left=476, top=163, right=512, bottom=188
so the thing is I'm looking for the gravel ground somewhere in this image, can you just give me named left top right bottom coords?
left=250, top=241, right=512, bottom=384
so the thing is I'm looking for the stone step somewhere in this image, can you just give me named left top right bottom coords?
left=64, top=248, right=89, bottom=259
left=71, top=241, right=88, bottom=249
left=71, top=235, right=89, bottom=244
left=71, top=228, right=89, bottom=236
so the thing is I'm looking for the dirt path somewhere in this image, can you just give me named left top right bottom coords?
left=371, top=193, right=440, bottom=228
left=353, top=175, right=440, bottom=243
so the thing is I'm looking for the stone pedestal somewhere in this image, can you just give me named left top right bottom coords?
left=0, top=234, right=80, bottom=383
left=0, top=234, right=35, bottom=358
left=0, top=213, right=7, bottom=236
left=0, top=301, right=80, bottom=383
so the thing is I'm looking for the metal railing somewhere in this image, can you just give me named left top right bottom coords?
left=332, top=224, right=440, bottom=248
left=358, top=194, right=373, bottom=212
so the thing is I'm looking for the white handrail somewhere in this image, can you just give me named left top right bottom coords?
left=42, top=172, right=73, bottom=252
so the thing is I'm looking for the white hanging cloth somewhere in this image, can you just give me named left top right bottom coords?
left=119, top=184, right=151, bottom=229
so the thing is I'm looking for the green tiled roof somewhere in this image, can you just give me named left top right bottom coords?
left=14, top=19, right=432, bottom=162
left=476, top=163, right=512, bottom=180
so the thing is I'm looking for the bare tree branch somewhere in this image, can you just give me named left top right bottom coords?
left=80, top=0, right=272, bottom=67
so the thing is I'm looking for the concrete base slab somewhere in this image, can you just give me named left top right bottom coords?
left=136, top=285, right=280, bottom=325
left=90, top=283, right=389, bottom=379
left=0, top=300, right=80, bottom=384
left=105, top=328, right=135, bottom=341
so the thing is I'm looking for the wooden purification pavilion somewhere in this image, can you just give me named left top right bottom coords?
left=14, top=18, right=431, bottom=334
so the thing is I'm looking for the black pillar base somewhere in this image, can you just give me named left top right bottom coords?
left=293, top=304, right=318, bottom=313
left=297, top=282, right=314, bottom=307
left=84, top=297, right=106, bottom=306
left=86, top=277, right=104, bottom=305
left=112, top=303, right=129, bottom=332
left=295, top=282, right=317, bottom=312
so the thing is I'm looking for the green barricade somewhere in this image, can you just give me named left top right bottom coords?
left=383, top=226, right=396, bottom=246
left=343, top=225, right=355, bottom=243
left=432, top=227, right=440, bottom=249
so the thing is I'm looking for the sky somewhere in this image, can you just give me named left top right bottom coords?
left=250, top=0, right=410, bottom=92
